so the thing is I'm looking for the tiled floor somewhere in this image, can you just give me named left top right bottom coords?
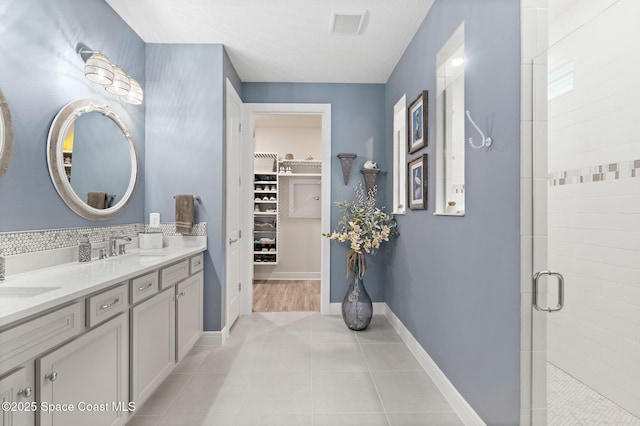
left=127, top=312, right=462, bottom=426
left=548, top=363, right=640, bottom=426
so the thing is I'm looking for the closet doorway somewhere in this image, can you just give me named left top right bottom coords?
left=240, top=104, right=331, bottom=316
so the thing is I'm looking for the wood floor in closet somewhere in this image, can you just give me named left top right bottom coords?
left=252, top=280, right=320, bottom=312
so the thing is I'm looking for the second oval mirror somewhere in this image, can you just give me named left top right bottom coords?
left=47, top=99, right=138, bottom=220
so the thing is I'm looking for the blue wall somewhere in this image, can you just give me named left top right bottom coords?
left=384, top=0, right=521, bottom=424
left=0, top=0, right=145, bottom=231
left=242, top=83, right=387, bottom=302
left=145, top=44, right=242, bottom=331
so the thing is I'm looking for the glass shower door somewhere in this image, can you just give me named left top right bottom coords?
left=532, top=1, right=640, bottom=424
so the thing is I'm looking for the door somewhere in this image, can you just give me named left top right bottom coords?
left=37, top=313, right=129, bottom=426
left=176, top=272, right=203, bottom=362
left=0, top=367, right=34, bottom=426
left=530, top=1, right=640, bottom=424
left=131, top=288, right=175, bottom=407
left=225, top=79, right=243, bottom=329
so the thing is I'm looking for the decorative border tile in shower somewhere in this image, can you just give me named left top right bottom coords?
left=549, top=159, right=640, bottom=186
left=144, top=222, right=207, bottom=237
left=0, top=224, right=145, bottom=257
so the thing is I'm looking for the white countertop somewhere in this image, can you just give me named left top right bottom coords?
left=0, top=239, right=206, bottom=328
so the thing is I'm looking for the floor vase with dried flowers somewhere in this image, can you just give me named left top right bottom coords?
left=342, top=250, right=372, bottom=331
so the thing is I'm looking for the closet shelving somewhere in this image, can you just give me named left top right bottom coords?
left=278, top=159, right=322, bottom=177
left=253, top=152, right=279, bottom=265
left=63, top=150, right=73, bottom=181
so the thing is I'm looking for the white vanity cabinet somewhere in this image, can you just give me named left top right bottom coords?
left=0, top=248, right=205, bottom=426
left=130, top=288, right=175, bottom=407
left=130, top=256, right=203, bottom=407
left=0, top=366, right=34, bottom=426
left=36, top=312, right=129, bottom=426
left=176, top=271, right=203, bottom=362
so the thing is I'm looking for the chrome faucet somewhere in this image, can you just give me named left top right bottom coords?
left=108, top=235, right=132, bottom=257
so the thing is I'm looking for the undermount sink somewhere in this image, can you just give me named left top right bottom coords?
left=0, top=286, right=61, bottom=299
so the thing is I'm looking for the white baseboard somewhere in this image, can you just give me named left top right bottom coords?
left=196, top=327, right=228, bottom=347
left=328, top=302, right=386, bottom=316
left=384, top=305, right=486, bottom=426
left=253, top=272, right=321, bottom=280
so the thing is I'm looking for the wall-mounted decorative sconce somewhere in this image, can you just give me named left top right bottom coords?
left=337, top=153, right=357, bottom=185
left=465, top=110, right=492, bottom=149
left=77, top=43, right=144, bottom=106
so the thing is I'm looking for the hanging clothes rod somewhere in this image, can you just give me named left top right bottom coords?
left=173, top=195, right=202, bottom=203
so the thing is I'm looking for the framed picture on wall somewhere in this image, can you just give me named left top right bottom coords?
left=408, top=91, right=428, bottom=153
left=408, top=154, right=427, bottom=210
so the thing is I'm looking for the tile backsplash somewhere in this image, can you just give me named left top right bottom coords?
left=0, top=223, right=207, bottom=256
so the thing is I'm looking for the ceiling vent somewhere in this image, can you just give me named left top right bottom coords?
left=329, top=10, right=369, bottom=35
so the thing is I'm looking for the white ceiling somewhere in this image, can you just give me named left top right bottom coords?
left=105, top=0, right=434, bottom=83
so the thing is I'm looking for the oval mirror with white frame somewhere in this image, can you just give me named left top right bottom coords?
left=47, top=99, right=138, bottom=220
left=0, top=88, right=14, bottom=179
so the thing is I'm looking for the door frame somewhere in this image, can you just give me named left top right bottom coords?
left=520, top=3, right=549, bottom=425
left=225, top=79, right=243, bottom=330
left=240, top=103, right=332, bottom=316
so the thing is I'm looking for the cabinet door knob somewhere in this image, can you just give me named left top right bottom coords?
left=176, top=291, right=186, bottom=299
left=45, top=372, right=58, bottom=382
left=18, top=387, right=32, bottom=398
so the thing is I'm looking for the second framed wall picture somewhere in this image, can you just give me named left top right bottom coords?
left=408, top=154, right=427, bottom=210
left=408, top=90, right=428, bottom=153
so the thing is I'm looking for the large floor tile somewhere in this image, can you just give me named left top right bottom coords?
left=236, top=413, right=313, bottom=426
left=313, top=412, right=389, bottom=426
left=173, top=345, right=211, bottom=373
left=126, top=415, right=161, bottom=426
left=134, top=373, right=192, bottom=416
left=197, top=341, right=264, bottom=374
left=372, top=371, right=452, bottom=413
left=312, top=371, right=384, bottom=413
left=158, top=412, right=237, bottom=426
left=167, top=373, right=250, bottom=415
left=311, top=343, right=367, bottom=372
left=387, top=412, right=463, bottom=425
left=252, top=343, right=311, bottom=372
left=247, top=371, right=312, bottom=397
left=361, top=343, right=422, bottom=371
left=311, top=315, right=358, bottom=344
left=355, top=316, right=402, bottom=344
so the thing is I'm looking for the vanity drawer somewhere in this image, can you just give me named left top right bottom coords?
left=131, top=271, right=159, bottom=305
left=160, top=260, right=189, bottom=290
left=86, top=283, right=128, bottom=328
left=0, top=302, right=83, bottom=374
left=190, top=254, right=204, bottom=274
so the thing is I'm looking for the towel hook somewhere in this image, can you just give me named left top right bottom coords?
left=465, top=110, right=492, bottom=149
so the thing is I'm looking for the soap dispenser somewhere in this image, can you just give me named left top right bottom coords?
left=78, top=234, right=92, bottom=263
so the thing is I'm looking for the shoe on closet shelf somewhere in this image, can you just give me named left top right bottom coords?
left=269, top=196, right=276, bottom=201
left=262, top=196, right=269, bottom=201
left=255, top=196, right=261, bottom=201
left=270, top=185, right=277, bottom=191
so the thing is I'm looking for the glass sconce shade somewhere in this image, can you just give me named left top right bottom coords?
left=120, top=78, right=144, bottom=105
left=84, top=52, right=114, bottom=85
left=105, top=66, right=130, bottom=96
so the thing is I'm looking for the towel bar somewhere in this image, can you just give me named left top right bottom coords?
left=173, top=195, right=201, bottom=203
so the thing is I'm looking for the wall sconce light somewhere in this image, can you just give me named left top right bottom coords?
left=77, top=43, right=144, bottom=105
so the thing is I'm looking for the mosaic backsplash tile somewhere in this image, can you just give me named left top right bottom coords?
left=0, top=222, right=207, bottom=257
left=549, top=159, right=640, bottom=186
left=143, top=223, right=207, bottom=237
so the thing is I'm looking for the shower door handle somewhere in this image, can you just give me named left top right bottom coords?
left=532, top=271, right=564, bottom=312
